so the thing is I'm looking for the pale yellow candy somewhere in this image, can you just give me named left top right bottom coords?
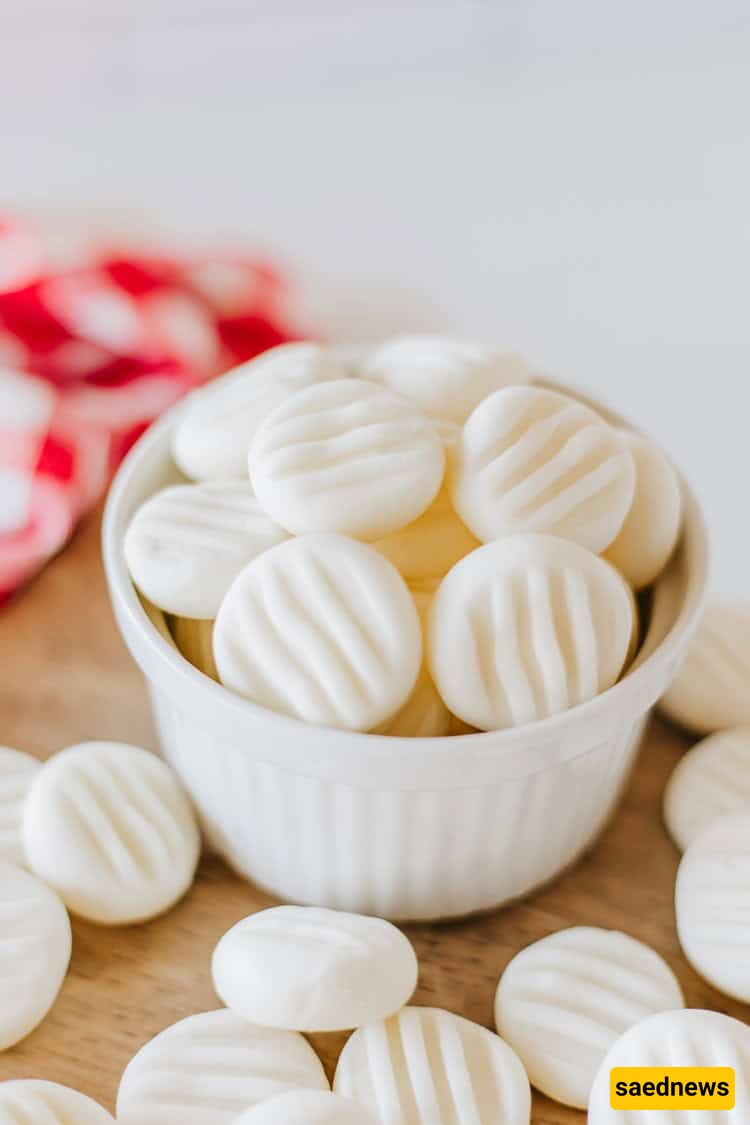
left=604, top=430, right=682, bottom=590
left=374, top=485, right=479, bottom=584
left=660, top=601, right=750, bottom=734
left=138, top=593, right=174, bottom=644
left=171, top=617, right=218, bottom=680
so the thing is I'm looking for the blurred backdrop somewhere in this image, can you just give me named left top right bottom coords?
left=1, top=0, right=748, bottom=592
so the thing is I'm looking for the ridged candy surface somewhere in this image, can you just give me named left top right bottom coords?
left=660, top=601, right=750, bottom=734
left=172, top=343, right=346, bottom=480
left=212, top=905, right=418, bottom=1032
left=0, top=745, right=40, bottom=865
left=124, top=481, right=288, bottom=618
left=249, top=378, right=445, bottom=540
left=451, top=385, right=635, bottom=552
left=0, top=1081, right=114, bottom=1124
left=675, top=813, right=750, bottom=1002
left=334, top=1006, right=530, bottom=1125
left=494, top=926, right=684, bottom=1109
left=664, top=728, right=750, bottom=851
left=361, top=335, right=530, bottom=424
left=0, top=863, right=72, bottom=1051
left=234, top=1092, right=377, bottom=1125
left=214, top=535, right=422, bottom=731
left=116, top=1009, right=329, bottom=1125
left=427, top=534, right=635, bottom=731
left=23, top=741, right=201, bottom=925
left=588, top=1009, right=750, bottom=1123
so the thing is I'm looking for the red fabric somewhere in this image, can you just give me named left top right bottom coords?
left=0, top=219, right=303, bottom=604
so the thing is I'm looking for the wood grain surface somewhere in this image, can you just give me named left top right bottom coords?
left=0, top=508, right=746, bottom=1123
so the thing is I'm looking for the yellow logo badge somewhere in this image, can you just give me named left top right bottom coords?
left=610, top=1067, right=735, bottom=1110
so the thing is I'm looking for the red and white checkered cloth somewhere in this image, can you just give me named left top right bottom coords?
left=0, top=217, right=303, bottom=604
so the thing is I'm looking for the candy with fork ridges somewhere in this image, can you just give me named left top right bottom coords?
left=22, top=741, right=200, bottom=925
left=172, top=342, right=347, bottom=481
left=124, top=481, right=288, bottom=619
left=212, top=905, right=418, bottom=1032
left=675, top=812, right=750, bottom=1002
left=451, top=385, right=635, bottom=552
left=494, top=926, right=684, bottom=1109
left=427, top=534, right=635, bottom=730
left=334, top=1006, right=530, bottom=1125
left=0, top=863, right=72, bottom=1051
left=659, top=600, right=750, bottom=734
left=213, top=534, right=422, bottom=731
left=0, top=1080, right=114, bottom=1123
left=117, top=1009, right=329, bottom=1125
left=588, top=1009, right=750, bottom=1123
left=249, top=378, right=445, bottom=540
left=663, top=727, right=750, bottom=851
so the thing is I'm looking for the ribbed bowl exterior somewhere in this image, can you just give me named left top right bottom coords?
left=150, top=683, right=645, bottom=919
left=103, top=401, right=708, bottom=921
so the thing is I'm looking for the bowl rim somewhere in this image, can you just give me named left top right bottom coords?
left=102, top=391, right=709, bottom=770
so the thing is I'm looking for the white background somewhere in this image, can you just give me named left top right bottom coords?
left=1, top=0, right=748, bottom=593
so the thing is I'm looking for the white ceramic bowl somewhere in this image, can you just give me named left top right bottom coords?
left=102, top=400, right=708, bottom=921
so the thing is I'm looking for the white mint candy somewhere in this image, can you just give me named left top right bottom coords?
left=334, top=1006, right=530, bottom=1125
left=494, top=926, right=684, bottom=1110
left=172, top=616, right=218, bottom=680
left=249, top=378, right=445, bottom=540
left=212, top=905, right=418, bottom=1032
left=660, top=600, right=750, bottom=734
left=214, top=534, right=422, bottom=731
left=234, top=1092, right=377, bottom=1125
left=0, top=862, right=71, bottom=1050
left=428, top=534, right=635, bottom=731
left=374, top=589, right=451, bottom=737
left=125, top=481, right=288, bottom=619
left=361, top=335, right=530, bottom=425
left=603, top=430, right=683, bottom=589
left=172, top=343, right=346, bottom=480
left=675, top=812, right=750, bottom=1002
left=373, top=484, right=479, bottom=584
left=23, top=741, right=201, bottom=925
left=588, top=1009, right=750, bottom=1123
left=117, top=1008, right=329, bottom=1125
left=664, top=728, right=750, bottom=851
left=0, top=745, right=40, bottom=865
left=0, top=1081, right=114, bottom=1124
left=451, top=385, right=635, bottom=552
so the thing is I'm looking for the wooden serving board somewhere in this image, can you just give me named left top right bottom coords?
left=0, top=509, right=746, bottom=1124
